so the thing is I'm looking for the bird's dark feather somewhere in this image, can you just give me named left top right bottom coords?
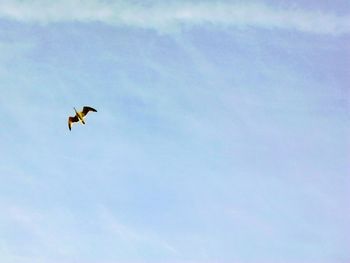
left=68, top=116, right=79, bottom=130
left=82, top=106, right=97, bottom=116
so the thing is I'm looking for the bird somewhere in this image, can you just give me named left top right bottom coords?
left=68, top=106, right=97, bottom=130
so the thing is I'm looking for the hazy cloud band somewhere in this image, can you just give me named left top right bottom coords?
left=0, top=0, right=349, bottom=34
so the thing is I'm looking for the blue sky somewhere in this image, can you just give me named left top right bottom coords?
left=0, top=1, right=349, bottom=263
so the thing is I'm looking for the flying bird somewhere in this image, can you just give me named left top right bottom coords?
left=68, top=106, right=97, bottom=130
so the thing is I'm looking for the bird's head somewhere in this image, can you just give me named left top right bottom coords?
left=73, top=107, right=78, bottom=113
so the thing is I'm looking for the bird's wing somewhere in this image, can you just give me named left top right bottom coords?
left=81, top=106, right=97, bottom=117
left=68, top=115, right=79, bottom=130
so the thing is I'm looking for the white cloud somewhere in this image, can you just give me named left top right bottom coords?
left=0, top=0, right=349, bottom=35
left=99, top=207, right=178, bottom=254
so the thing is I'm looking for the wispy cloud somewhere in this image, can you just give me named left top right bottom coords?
left=99, top=206, right=178, bottom=254
left=0, top=0, right=349, bottom=35
left=0, top=204, right=77, bottom=262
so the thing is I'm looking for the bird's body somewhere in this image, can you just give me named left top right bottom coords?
left=68, top=106, right=97, bottom=130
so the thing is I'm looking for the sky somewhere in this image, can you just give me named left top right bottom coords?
left=0, top=1, right=349, bottom=263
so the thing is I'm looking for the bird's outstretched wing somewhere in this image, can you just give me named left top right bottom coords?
left=81, top=106, right=97, bottom=117
left=68, top=115, right=79, bottom=130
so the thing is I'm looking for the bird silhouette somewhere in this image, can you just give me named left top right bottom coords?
left=68, top=106, right=97, bottom=130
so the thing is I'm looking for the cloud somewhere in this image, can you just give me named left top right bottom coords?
left=0, top=0, right=349, bottom=35
left=0, top=204, right=75, bottom=262
left=99, top=206, right=178, bottom=254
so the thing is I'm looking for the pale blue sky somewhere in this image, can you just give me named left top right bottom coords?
left=0, top=1, right=349, bottom=263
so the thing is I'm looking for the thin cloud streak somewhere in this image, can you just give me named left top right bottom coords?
left=99, top=206, right=178, bottom=254
left=0, top=0, right=349, bottom=35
